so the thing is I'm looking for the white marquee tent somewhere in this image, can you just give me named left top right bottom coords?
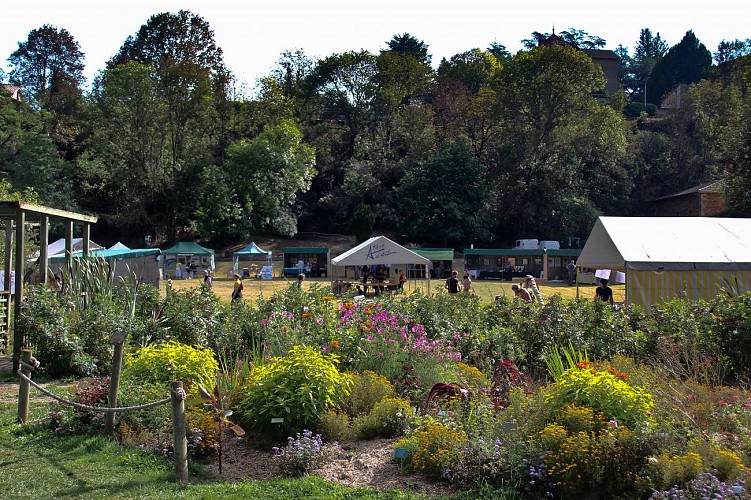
left=576, top=216, right=751, bottom=309
left=331, top=236, right=431, bottom=291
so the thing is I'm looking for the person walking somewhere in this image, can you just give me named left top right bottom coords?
left=231, top=273, right=244, bottom=301
left=203, top=270, right=213, bottom=289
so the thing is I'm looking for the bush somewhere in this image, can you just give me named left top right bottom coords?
left=47, top=376, right=110, bottom=434
left=121, top=341, right=218, bottom=395
left=344, top=371, right=395, bottom=417
left=395, top=418, right=466, bottom=480
left=317, top=410, right=356, bottom=443
left=235, top=345, right=352, bottom=436
left=545, top=361, right=655, bottom=430
left=353, top=397, right=413, bottom=439
left=273, top=429, right=336, bottom=477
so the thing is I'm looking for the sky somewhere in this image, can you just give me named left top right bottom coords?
left=1, top=0, right=748, bottom=93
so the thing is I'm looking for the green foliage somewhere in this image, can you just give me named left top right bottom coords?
left=395, top=418, right=466, bottom=480
left=316, top=410, right=356, bottom=443
left=353, top=204, right=374, bottom=244
left=353, top=397, right=413, bottom=439
left=544, top=361, right=655, bottom=430
left=343, top=370, right=396, bottom=417
left=122, top=341, right=218, bottom=395
left=273, top=429, right=336, bottom=477
left=236, top=345, right=352, bottom=436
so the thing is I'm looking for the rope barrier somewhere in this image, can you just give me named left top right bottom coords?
left=20, top=360, right=39, bottom=371
left=16, top=369, right=171, bottom=413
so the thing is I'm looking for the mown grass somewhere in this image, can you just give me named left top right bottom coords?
left=0, top=398, right=453, bottom=499
left=174, top=259, right=623, bottom=304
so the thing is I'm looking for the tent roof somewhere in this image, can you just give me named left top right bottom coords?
left=412, top=248, right=454, bottom=261
left=108, top=242, right=130, bottom=251
left=332, top=236, right=430, bottom=266
left=282, top=247, right=329, bottom=254
left=47, top=238, right=103, bottom=256
left=577, top=216, right=751, bottom=271
left=49, top=248, right=161, bottom=262
left=162, top=241, right=214, bottom=256
left=234, top=241, right=271, bottom=256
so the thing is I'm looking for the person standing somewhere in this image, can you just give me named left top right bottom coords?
left=462, top=271, right=472, bottom=293
left=445, top=270, right=460, bottom=295
left=398, top=269, right=407, bottom=291
left=175, top=261, right=182, bottom=280
left=231, top=273, right=244, bottom=301
left=566, top=259, right=576, bottom=286
left=595, top=278, right=614, bottom=305
left=297, top=273, right=305, bottom=289
left=203, top=270, right=213, bottom=289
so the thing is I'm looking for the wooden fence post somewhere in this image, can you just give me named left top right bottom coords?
left=17, top=349, right=32, bottom=424
left=105, top=330, right=128, bottom=435
left=171, top=381, right=188, bottom=484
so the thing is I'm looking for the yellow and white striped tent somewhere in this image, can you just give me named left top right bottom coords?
left=576, top=216, right=751, bottom=309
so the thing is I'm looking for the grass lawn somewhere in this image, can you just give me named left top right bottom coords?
left=0, top=396, right=447, bottom=499
left=172, top=258, right=625, bottom=304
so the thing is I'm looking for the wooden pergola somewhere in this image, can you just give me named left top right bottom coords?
left=0, top=201, right=98, bottom=369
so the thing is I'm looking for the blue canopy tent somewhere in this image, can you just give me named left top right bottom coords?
left=233, top=242, right=272, bottom=277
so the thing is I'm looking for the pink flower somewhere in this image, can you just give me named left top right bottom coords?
left=608, top=420, right=618, bottom=428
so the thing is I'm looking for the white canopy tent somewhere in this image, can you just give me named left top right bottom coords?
left=331, top=236, right=431, bottom=293
left=576, top=216, right=751, bottom=309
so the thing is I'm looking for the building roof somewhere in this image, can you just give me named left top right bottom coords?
left=653, top=180, right=725, bottom=201
left=1, top=84, right=22, bottom=100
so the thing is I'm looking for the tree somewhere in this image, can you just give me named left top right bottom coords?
left=631, top=28, right=669, bottom=103
left=646, top=30, right=711, bottom=106
left=521, top=28, right=606, bottom=50
left=395, top=142, right=490, bottom=246
left=488, top=41, right=512, bottom=63
left=225, top=120, right=316, bottom=236
left=353, top=204, right=375, bottom=243
left=382, top=33, right=431, bottom=65
left=714, top=39, right=751, bottom=65
left=7, top=25, right=85, bottom=108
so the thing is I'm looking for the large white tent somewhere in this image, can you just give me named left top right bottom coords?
left=577, top=216, right=751, bottom=309
left=332, top=236, right=430, bottom=267
left=331, top=236, right=431, bottom=291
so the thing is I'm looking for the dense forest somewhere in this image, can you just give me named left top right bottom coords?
left=1, top=10, right=751, bottom=249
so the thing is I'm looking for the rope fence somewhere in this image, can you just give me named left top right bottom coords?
left=16, top=369, right=172, bottom=413
left=16, top=348, right=189, bottom=484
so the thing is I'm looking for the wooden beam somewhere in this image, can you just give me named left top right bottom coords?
left=39, top=216, right=49, bottom=285
left=13, top=210, right=25, bottom=370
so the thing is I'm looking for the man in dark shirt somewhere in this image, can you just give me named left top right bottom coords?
left=445, top=270, right=460, bottom=295
left=595, top=279, right=614, bottom=305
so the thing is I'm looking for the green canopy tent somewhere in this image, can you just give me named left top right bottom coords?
left=162, top=241, right=215, bottom=279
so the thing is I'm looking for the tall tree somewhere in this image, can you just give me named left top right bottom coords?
left=714, top=39, right=751, bottom=65
left=631, top=28, right=669, bottom=103
left=7, top=25, right=85, bottom=108
left=395, top=142, right=490, bottom=247
left=225, top=120, right=316, bottom=236
left=382, top=33, right=431, bottom=65
left=646, top=30, right=711, bottom=106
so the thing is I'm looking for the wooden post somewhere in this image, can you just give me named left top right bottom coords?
left=13, top=211, right=25, bottom=371
left=171, top=381, right=188, bottom=484
left=104, top=329, right=128, bottom=435
left=17, top=349, right=32, bottom=424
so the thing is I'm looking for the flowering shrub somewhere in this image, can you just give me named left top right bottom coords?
left=317, top=410, right=356, bottom=442
left=236, top=345, right=352, bottom=436
left=650, top=472, right=747, bottom=499
left=48, top=376, right=110, bottom=434
left=353, top=397, right=413, bottom=439
left=122, top=341, right=218, bottom=396
left=447, top=439, right=508, bottom=490
left=395, top=419, right=467, bottom=480
left=544, top=361, right=655, bottom=430
left=273, top=429, right=336, bottom=477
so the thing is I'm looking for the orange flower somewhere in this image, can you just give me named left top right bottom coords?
left=342, top=302, right=355, bottom=310
left=301, top=313, right=313, bottom=319
left=329, top=340, right=341, bottom=350
left=322, top=296, right=334, bottom=301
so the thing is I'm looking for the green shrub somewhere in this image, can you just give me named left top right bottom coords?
left=344, top=371, right=395, bottom=417
left=395, top=418, right=466, bottom=480
left=121, top=341, right=218, bottom=395
left=16, top=286, right=97, bottom=377
left=317, top=410, right=356, bottom=443
left=544, top=361, right=655, bottom=430
left=235, top=345, right=352, bottom=436
left=353, top=397, right=413, bottom=439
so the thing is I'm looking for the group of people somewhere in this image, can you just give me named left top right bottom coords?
left=445, top=270, right=474, bottom=295
left=174, top=261, right=200, bottom=280
left=356, top=265, right=406, bottom=296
